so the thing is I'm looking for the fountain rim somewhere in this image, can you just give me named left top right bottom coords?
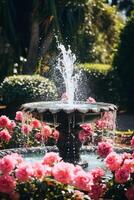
left=0, top=146, right=131, bottom=158
left=21, top=101, right=117, bottom=114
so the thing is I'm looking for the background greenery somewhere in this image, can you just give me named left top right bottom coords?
left=0, top=0, right=134, bottom=110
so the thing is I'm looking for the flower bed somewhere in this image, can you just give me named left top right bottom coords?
left=0, top=141, right=134, bottom=200
left=0, top=112, right=59, bottom=149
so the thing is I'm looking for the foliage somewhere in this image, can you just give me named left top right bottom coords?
left=0, top=75, right=58, bottom=106
left=0, top=112, right=59, bottom=149
left=0, top=0, right=124, bottom=78
left=78, top=0, right=124, bottom=63
left=112, top=12, right=134, bottom=110
left=79, top=63, right=111, bottom=74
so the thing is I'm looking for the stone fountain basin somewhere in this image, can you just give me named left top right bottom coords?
left=21, top=101, right=117, bottom=114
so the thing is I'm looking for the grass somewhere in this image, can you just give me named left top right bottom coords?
left=78, top=63, right=111, bottom=74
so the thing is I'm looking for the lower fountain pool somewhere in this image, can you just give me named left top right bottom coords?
left=0, top=146, right=131, bottom=179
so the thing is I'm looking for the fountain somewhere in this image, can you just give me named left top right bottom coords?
left=21, top=43, right=117, bottom=165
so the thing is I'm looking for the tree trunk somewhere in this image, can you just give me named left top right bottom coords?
left=23, top=20, right=39, bottom=74
left=39, top=31, right=54, bottom=58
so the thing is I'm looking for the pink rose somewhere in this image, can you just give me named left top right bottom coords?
left=125, top=187, right=134, bottom=200
left=33, top=163, right=44, bottom=178
left=80, top=123, right=93, bottom=134
left=31, top=119, right=41, bottom=129
left=0, top=115, right=10, bottom=128
left=123, top=159, right=134, bottom=173
left=73, top=165, right=83, bottom=175
left=131, top=136, right=134, bottom=148
left=78, top=130, right=88, bottom=142
left=35, top=132, right=42, bottom=141
left=11, top=153, right=24, bottom=166
left=0, top=155, right=15, bottom=174
left=96, top=119, right=106, bottom=130
left=15, top=163, right=33, bottom=182
left=7, top=121, right=16, bottom=132
left=115, top=166, right=130, bottom=183
left=73, top=170, right=93, bottom=191
left=42, top=152, right=61, bottom=166
left=97, top=142, right=113, bottom=158
left=41, top=125, right=52, bottom=139
left=52, top=162, right=74, bottom=184
left=0, top=129, right=11, bottom=142
left=21, top=124, right=31, bottom=135
left=0, top=175, right=16, bottom=193
left=15, top=111, right=23, bottom=121
left=86, top=97, right=96, bottom=103
left=52, top=130, right=60, bottom=141
left=104, top=152, right=122, bottom=171
left=90, top=167, right=105, bottom=182
left=44, top=165, right=52, bottom=177
left=89, top=184, right=106, bottom=200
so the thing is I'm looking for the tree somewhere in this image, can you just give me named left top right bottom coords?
left=113, top=12, right=134, bottom=109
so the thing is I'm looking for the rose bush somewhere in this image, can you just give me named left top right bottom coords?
left=0, top=112, right=59, bottom=149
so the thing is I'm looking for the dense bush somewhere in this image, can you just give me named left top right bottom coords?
left=0, top=75, right=58, bottom=106
left=113, top=12, right=134, bottom=110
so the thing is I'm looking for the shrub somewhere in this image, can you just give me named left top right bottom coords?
left=113, top=12, right=134, bottom=110
left=79, top=63, right=111, bottom=74
left=0, top=75, right=58, bottom=106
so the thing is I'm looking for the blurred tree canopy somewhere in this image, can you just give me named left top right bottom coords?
left=0, top=0, right=124, bottom=81
left=112, top=12, right=134, bottom=110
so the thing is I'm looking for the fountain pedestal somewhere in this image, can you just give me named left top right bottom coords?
left=21, top=101, right=117, bottom=165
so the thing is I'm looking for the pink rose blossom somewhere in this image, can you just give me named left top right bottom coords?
left=31, top=119, right=41, bottom=129
left=89, top=184, right=106, bottom=200
left=7, top=121, right=16, bottom=132
left=123, top=159, right=134, bottom=173
left=73, top=165, right=83, bottom=175
left=86, top=97, right=96, bottom=103
left=15, top=111, right=23, bottom=121
left=104, top=152, right=122, bottom=171
left=33, top=163, right=44, bottom=178
left=52, top=130, right=60, bottom=141
left=11, top=153, right=24, bottom=166
left=115, top=166, right=130, bottom=183
left=125, top=187, right=134, bottom=200
left=52, top=162, right=74, bottom=184
left=0, top=115, right=10, bottom=128
left=0, top=175, right=16, bottom=193
left=131, top=136, right=134, bottom=148
left=44, top=165, right=52, bottom=177
left=21, top=124, right=31, bottom=135
left=78, top=130, right=88, bottom=142
left=97, top=142, right=113, bottom=158
left=0, top=155, right=15, bottom=174
left=80, top=123, right=93, bottom=134
left=41, top=125, right=52, bottom=139
left=73, top=170, right=93, bottom=191
left=90, top=167, right=105, bottom=182
left=42, top=152, right=61, bottom=166
left=0, top=129, right=11, bottom=142
left=35, top=132, right=42, bottom=141
left=96, top=119, right=106, bottom=130
left=15, top=163, right=33, bottom=182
